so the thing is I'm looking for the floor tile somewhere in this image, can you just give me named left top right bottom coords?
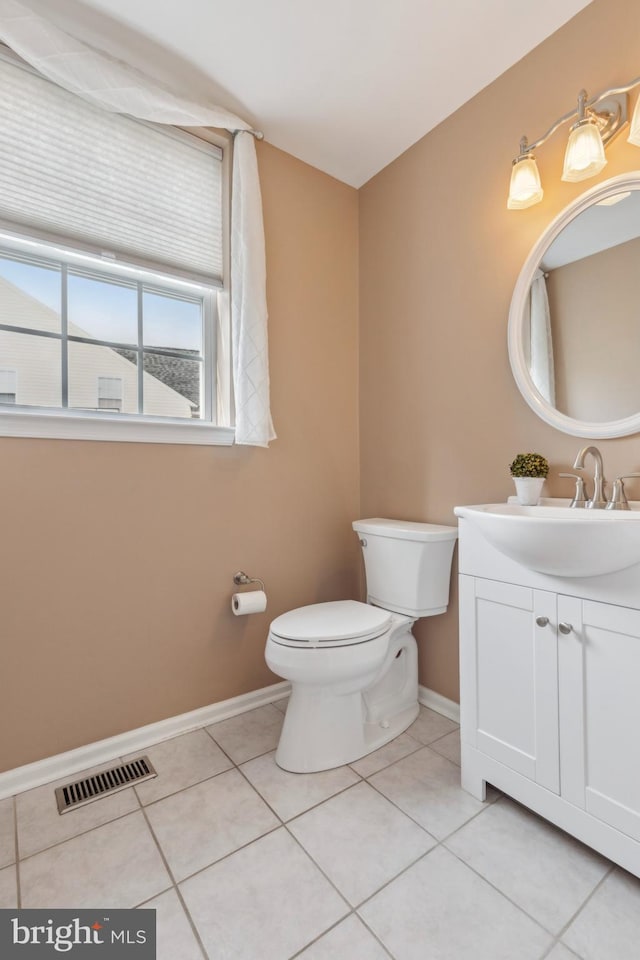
left=145, top=768, right=279, bottom=881
left=407, top=706, right=458, bottom=745
left=562, top=867, right=640, bottom=960
left=446, top=797, right=609, bottom=934
left=16, top=763, right=139, bottom=859
left=359, top=845, right=552, bottom=960
left=428, top=729, right=461, bottom=766
left=288, top=780, right=435, bottom=906
left=180, top=827, right=348, bottom=960
left=125, top=729, right=232, bottom=805
left=139, top=888, right=204, bottom=960
left=240, top=750, right=359, bottom=821
left=350, top=731, right=422, bottom=778
left=20, top=811, right=171, bottom=908
left=546, top=944, right=583, bottom=960
left=0, top=865, right=17, bottom=907
left=369, top=746, right=486, bottom=839
left=297, top=914, right=390, bottom=959
left=206, top=704, right=284, bottom=764
left=0, top=797, right=15, bottom=868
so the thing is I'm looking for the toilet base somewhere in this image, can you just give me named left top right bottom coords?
left=275, top=695, right=419, bottom=773
left=269, top=618, right=420, bottom=774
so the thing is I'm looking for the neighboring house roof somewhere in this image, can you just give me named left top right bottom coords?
left=115, top=348, right=200, bottom=409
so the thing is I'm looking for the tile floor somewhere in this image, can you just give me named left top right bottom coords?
left=1, top=701, right=640, bottom=959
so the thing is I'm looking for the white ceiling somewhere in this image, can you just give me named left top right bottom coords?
left=45, top=0, right=592, bottom=187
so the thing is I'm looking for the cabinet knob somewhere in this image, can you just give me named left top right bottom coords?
left=535, top=616, right=549, bottom=627
left=558, top=622, right=573, bottom=635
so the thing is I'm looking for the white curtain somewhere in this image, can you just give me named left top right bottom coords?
left=523, top=269, right=555, bottom=406
left=0, top=0, right=276, bottom=446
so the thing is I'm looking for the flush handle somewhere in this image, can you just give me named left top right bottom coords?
left=359, top=538, right=367, bottom=547
left=535, top=616, right=549, bottom=627
left=559, top=622, right=573, bottom=635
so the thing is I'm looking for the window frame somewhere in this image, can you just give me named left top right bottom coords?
left=0, top=51, right=234, bottom=445
left=0, top=230, right=234, bottom=445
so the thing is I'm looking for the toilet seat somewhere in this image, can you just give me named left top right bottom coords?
left=269, top=599, right=391, bottom=648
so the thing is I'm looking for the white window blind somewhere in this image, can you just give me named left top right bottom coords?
left=0, top=55, right=223, bottom=285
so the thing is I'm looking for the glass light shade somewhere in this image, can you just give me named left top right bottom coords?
left=562, top=119, right=606, bottom=182
left=507, top=155, right=543, bottom=210
left=628, top=93, right=640, bottom=146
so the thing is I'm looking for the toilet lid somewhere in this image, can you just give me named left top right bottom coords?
left=269, top=600, right=391, bottom=646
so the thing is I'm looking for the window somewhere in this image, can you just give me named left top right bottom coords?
left=0, top=369, right=16, bottom=404
left=0, top=51, right=232, bottom=445
left=0, top=246, right=213, bottom=421
left=97, top=378, right=123, bottom=414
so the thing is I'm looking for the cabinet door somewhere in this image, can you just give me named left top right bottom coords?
left=559, top=597, right=640, bottom=841
left=461, top=576, right=559, bottom=793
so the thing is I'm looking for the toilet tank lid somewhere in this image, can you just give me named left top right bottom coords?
left=352, top=518, right=458, bottom=542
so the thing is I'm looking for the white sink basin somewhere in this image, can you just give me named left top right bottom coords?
left=454, top=501, right=640, bottom=578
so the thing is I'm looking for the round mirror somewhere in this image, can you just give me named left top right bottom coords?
left=508, top=172, right=640, bottom=437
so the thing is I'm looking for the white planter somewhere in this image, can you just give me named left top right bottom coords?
left=512, top=476, right=545, bottom=506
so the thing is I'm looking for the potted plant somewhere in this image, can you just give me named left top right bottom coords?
left=509, top=452, right=549, bottom=505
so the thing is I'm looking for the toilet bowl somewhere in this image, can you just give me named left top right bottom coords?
left=265, top=518, right=458, bottom=773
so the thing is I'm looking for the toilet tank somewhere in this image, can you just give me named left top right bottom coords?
left=352, top=518, right=458, bottom=617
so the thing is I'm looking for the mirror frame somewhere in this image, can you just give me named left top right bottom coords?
left=508, top=171, right=640, bottom=438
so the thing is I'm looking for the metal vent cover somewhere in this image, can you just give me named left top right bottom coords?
left=55, top=756, right=157, bottom=814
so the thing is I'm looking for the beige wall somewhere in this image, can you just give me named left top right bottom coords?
left=547, top=237, right=640, bottom=421
left=0, top=141, right=360, bottom=773
left=359, top=0, right=640, bottom=702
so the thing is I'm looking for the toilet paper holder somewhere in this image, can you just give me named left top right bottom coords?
left=233, top=570, right=265, bottom=592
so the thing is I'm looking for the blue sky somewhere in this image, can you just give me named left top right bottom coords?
left=0, top=255, right=202, bottom=351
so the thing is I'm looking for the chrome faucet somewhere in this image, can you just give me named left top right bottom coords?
left=573, top=445, right=607, bottom=509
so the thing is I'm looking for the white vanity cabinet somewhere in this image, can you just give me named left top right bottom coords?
left=559, top=598, right=640, bottom=842
left=458, top=518, right=640, bottom=878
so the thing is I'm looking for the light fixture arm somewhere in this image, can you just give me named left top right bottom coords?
left=520, top=77, right=640, bottom=156
left=523, top=104, right=586, bottom=155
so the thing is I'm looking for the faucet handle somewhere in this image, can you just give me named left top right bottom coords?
left=606, top=473, right=640, bottom=511
left=559, top=473, right=588, bottom=508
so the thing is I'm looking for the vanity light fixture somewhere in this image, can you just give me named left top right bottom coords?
left=508, top=146, right=544, bottom=209
left=561, top=91, right=607, bottom=182
left=508, top=78, right=640, bottom=209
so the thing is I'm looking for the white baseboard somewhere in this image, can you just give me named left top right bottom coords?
left=1, top=680, right=455, bottom=801
left=0, top=681, right=291, bottom=801
left=418, top=685, right=460, bottom=724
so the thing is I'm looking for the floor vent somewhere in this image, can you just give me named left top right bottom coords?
left=55, top=757, right=157, bottom=814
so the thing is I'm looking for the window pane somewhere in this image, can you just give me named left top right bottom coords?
left=0, top=256, right=61, bottom=333
left=143, top=351, right=201, bottom=419
left=68, top=272, right=137, bottom=344
left=0, top=329, right=61, bottom=407
left=143, top=290, right=202, bottom=352
left=68, top=340, right=138, bottom=414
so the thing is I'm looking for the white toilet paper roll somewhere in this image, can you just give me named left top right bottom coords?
left=232, top=590, right=267, bottom=616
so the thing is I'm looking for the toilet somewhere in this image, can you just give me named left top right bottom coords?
left=265, top=517, right=458, bottom=773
